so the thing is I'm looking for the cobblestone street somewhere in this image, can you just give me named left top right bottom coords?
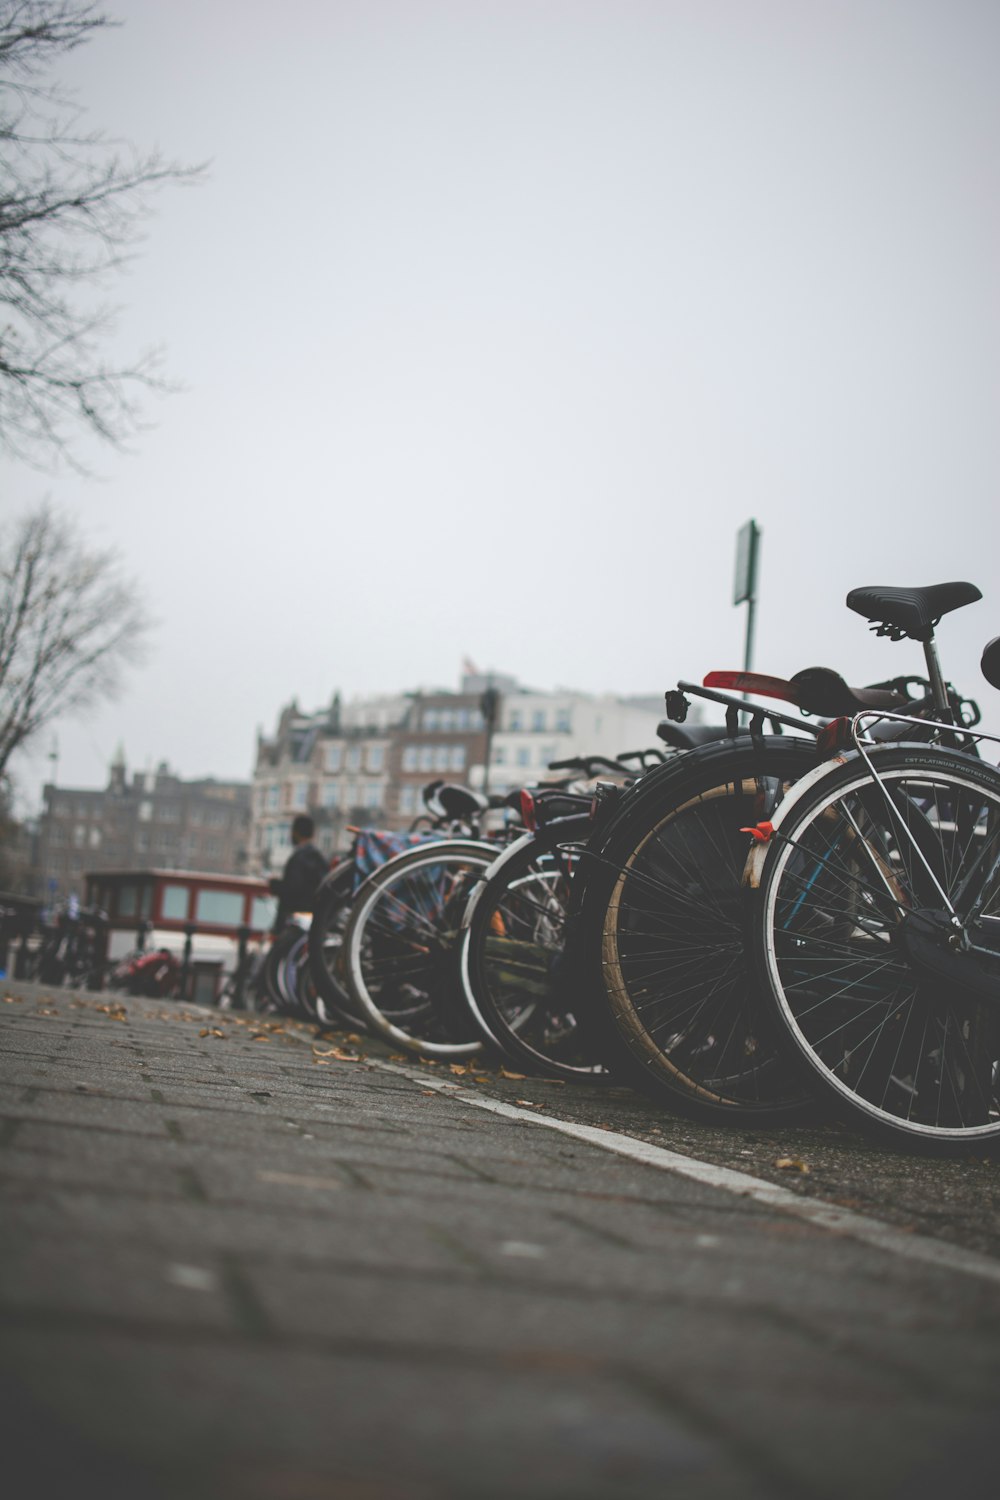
left=1, top=979, right=998, bottom=1500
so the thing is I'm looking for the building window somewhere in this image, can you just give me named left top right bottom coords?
left=366, top=744, right=384, bottom=773
left=532, top=710, right=546, bottom=732
left=162, top=885, right=189, bottom=921
left=321, top=783, right=340, bottom=808
left=324, top=744, right=343, bottom=772
left=139, top=800, right=153, bottom=822
left=434, top=746, right=450, bottom=772
left=423, top=709, right=438, bottom=731
left=195, top=890, right=243, bottom=927
left=251, top=896, right=276, bottom=931
left=539, top=745, right=557, bottom=767
left=450, top=745, right=466, bottom=771
left=508, top=711, right=522, bottom=732
left=516, top=747, right=530, bottom=767
left=419, top=746, right=434, bottom=772
left=399, top=786, right=417, bottom=815
left=292, top=783, right=308, bottom=810
left=555, top=709, right=571, bottom=733
left=89, top=827, right=101, bottom=848
left=363, top=783, right=381, bottom=809
left=73, top=824, right=86, bottom=847
left=492, top=746, right=506, bottom=765
left=402, top=746, right=418, bottom=772
left=346, top=746, right=361, bottom=772
left=266, top=785, right=279, bottom=811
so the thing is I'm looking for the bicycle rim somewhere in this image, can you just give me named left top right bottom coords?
left=759, top=750, right=1000, bottom=1149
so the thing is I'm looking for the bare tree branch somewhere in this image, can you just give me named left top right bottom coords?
left=0, top=1, right=205, bottom=468
left=0, top=502, right=151, bottom=777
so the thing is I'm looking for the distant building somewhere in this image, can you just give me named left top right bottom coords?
left=484, top=689, right=664, bottom=796
left=249, top=672, right=666, bottom=871
left=35, top=751, right=251, bottom=899
left=250, top=687, right=488, bottom=871
left=389, top=690, right=490, bottom=825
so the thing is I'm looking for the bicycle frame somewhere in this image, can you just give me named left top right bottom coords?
left=849, top=712, right=1000, bottom=947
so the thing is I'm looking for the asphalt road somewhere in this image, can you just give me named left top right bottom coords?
left=1, top=977, right=998, bottom=1499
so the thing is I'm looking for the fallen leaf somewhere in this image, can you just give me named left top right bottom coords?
left=500, top=1069, right=528, bottom=1080
left=774, top=1157, right=811, bottom=1174
left=515, top=1099, right=545, bottom=1109
left=449, top=1064, right=470, bottom=1075
left=198, top=1027, right=226, bottom=1039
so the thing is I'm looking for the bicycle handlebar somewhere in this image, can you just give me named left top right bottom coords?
left=547, top=754, right=630, bottom=776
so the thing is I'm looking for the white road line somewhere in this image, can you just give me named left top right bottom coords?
left=375, top=1059, right=1000, bottom=1288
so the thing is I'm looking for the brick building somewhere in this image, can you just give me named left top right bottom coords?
left=36, top=751, right=251, bottom=899
left=249, top=672, right=665, bottom=875
left=250, top=689, right=488, bottom=873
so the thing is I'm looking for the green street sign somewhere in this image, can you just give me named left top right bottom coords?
left=733, top=519, right=760, bottom=606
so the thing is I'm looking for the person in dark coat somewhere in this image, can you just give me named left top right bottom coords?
left=269, top=814, right=328, bottom=931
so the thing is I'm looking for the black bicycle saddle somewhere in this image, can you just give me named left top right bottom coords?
left=790, top=666, right=908, bottom=717
left=846, top=582, right=981, bottom=641
left=430, top=783, right=489, bottom=820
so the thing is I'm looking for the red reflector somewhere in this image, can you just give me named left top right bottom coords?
left=740, top=821, right=775, bottom=843
left=519, top=789, right=537, bottom=832
left=817, top=717, right=853, bottom=756
left=704, top=670, right=799, bottom=703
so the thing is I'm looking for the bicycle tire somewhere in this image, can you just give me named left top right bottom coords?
left=579, top=736, right=819, bottom=1122
left=754, top=745, right=1000, bottom=1152
left=343, top=839, right=499, bottom=1058
left=307, top=861, right=368, bottom=1028
left=460, top=832, right=609, bottom=1079
left=261, top=927, right=302, bottom=1015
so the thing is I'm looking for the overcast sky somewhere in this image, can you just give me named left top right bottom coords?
left=4, top=0, right=999, bottom=813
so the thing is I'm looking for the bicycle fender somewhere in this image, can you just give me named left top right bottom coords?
left=742, top=753, right=851, bottom=890
left=458, top=831, right=536, bottom=929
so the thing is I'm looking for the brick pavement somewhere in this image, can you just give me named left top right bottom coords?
left=1, top=979, right=998, bottom=1499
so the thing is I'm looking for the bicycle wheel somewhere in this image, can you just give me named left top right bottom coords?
left=581, top=737, right=819, bottom=1122
left=277, top=928, right=327, bottom=1020
left=343, top=839, right=498, bottom=1058
left=460, top=833, right=608, bottom=1079
left=261, top=927, right=302, bottom=1015
left=274, top=932, right=301, bottom=1012
left=307, top=861, right=368, bottom=1028
left=755, top=745, right=1000, bottom=1152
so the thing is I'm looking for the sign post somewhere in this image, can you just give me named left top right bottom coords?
left=479, top=683, right=500, bottom=796
left=733, top=519, right=760, bottom=675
